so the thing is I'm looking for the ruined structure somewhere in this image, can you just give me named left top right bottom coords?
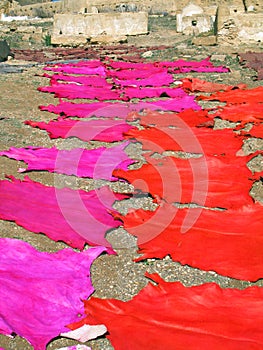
left=51, top=11, right=148, bottom=45
left=176, top=0, right=263, bottom=45
left=0, top=0, right=262, bottom=46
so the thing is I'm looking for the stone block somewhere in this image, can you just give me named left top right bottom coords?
left=210, top=54, right=227, bottom=61
left=90, top=34, right=127, bottom=44
left=192, top=35, right=217, bottom=46
left=51, top=35, right=88, bottom=46
left=52, top=12, right=148, bottom=44
left=16, top=26, right=42, bottom=34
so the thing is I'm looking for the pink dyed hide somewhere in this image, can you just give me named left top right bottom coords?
left=156, top=58, right=213, bottom=68
left=39, top=99, right=201, bottom=119
left=44, top=73, right=110, bottom=87
left=25, top=119, right=133, bottom=142
left=56, top=347, right=91, bottom=350
left=113, top=71, right=174, bottom=87
left=106, top=67, right=166, bottom=80
left=0, top=238, right=106, bottom=350
left=123, top=86, right=187, bottom=99
left=38, top=83, right=120, bottom=101
left=150, top=97, right=201, bottom=111
left=44, top=65, right=106, bottom=76
left=0, top=143, right=134, bottom=180
left=0, top=176, right=126, bottom=249
left=175, top=66, right=229, bottom=73
left=46, top=60, right=102, bottom=68
left=108, top=61, right=157, bottom=69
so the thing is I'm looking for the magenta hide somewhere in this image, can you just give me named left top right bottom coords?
left=0, top=176, right=126, bottom=249
left=44, top=73, right=110, bottom=87
left=0, top=238, right=106, bottom=350
left=44, top=64, right=106, bottom=76
left=25, top=119, right=133, bottom=142
left=123, top=86, right=187, bottom=99
left=0, top=143, right=134, bottom=180
left=38, top=83, right=120, bottom=100
left=39, top=99, right=201, bottom=119
left=113, top=71, right=174, bottom=87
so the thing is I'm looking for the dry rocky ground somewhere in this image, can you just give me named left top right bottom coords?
left=0, top=15, right=262, bottom=349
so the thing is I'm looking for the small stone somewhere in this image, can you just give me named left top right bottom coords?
left=141, top=50, right=153, bottom=58
left=210, top=54, right=226, bottom=61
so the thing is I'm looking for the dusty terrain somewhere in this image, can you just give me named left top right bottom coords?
left=0, top=16, right=262, bottom=349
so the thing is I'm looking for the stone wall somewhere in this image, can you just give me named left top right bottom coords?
left=7, top=0, right=259, bottom=17
left=217, top=6, right=263, bottom=45
left=62, top=0, right=178, bottom=15
left=51, top=11, right=148, bottom=45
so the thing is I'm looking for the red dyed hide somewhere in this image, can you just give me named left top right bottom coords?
left=69, top=273, right=263, bottom=349
left=127, top=109, right=214, bottom=128
left=198, top=86, right=263, bottom=104
left=114, top=155, right=258, bottom=208
left=124, top=126, right=244, bottom=156
left=213, top=102, right=263, bottom=125
left=181, top=77, right=246, bottom=93
left=117, top=202, right=263, bottom=281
